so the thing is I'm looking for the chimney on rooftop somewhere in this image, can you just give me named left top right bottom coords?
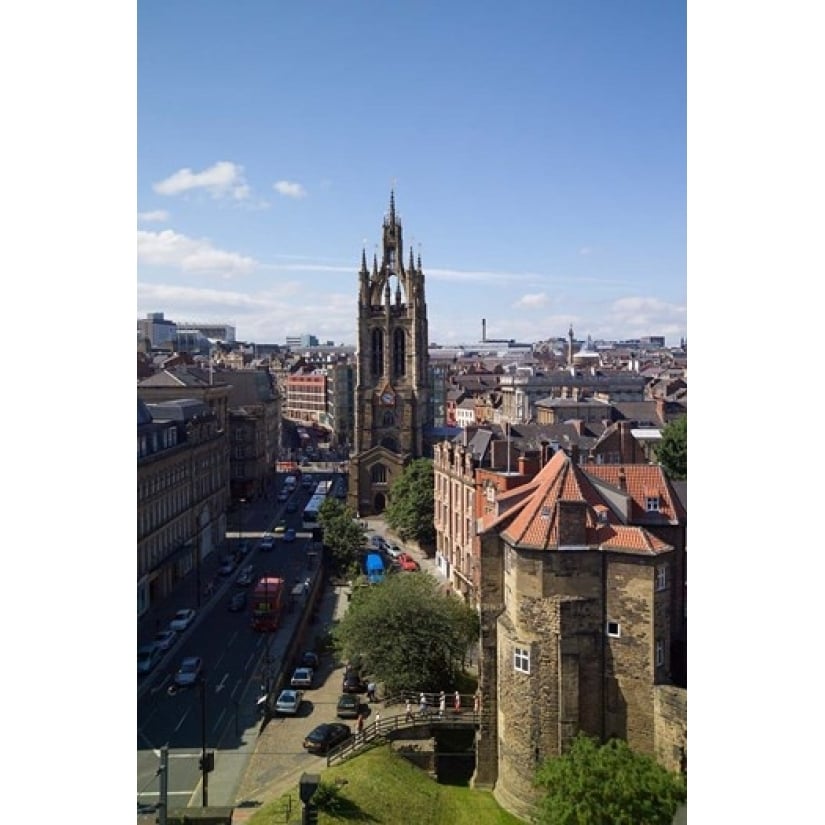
left=482, top=318, right=486, bottom=343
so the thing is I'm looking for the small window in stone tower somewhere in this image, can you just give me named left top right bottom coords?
left=514, top=646, right=530, bottom=674
left=606, top=621, right=621, bottom=638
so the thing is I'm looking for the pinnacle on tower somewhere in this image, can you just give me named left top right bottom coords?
left=389, top=189, right=396, bottom=224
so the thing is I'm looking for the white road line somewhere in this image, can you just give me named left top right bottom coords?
left=173, top=707, right=190, bottom=732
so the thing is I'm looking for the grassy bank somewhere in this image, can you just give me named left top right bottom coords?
left=244, top=744, right=526, bottom=825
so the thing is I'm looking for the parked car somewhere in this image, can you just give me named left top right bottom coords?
left=169, top=608, right=197, bottom=631
left=274, top=689, right=304, bottom=715
left=290, top=667, right=314, bottom=688
left=286, top=500, right=298, bottom=513
left=370, top=535, right=388, bottom=551
left=173, top=656, right=203, bottom=687
left=153, top=629, right=177, bottom=651
left=341, top=670, right=365, bottom=694
left=397, top=553, right=419, bottom=572
left=283, top=528, right=296, bottom=543
left=237, top=540, right=251, bottom=556
left=277, top=491, right=289, bottom=502
left=259, top=533, right=275, bottom=551
left=217, top=556, right=236, bottom=576
left=386, top=544, right=403, bottom=560
left=300, top=651, right=320, bottom=669
left=228, top=591, right=247, bottom=612
left=336, top=693, right=360, bottom=719
left=274, top=521, right=287, bottom=535
left=138, top=644, right=161, bottom=675
left=303, top=722, right=352, bottom=754
left=236, top=564, right=255, bottom=586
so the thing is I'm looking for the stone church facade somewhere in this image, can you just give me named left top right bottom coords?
left=347, top=193, right=430, bottom=517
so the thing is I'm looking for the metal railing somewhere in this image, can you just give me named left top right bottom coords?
left=326, top=706, right=481, bottom=766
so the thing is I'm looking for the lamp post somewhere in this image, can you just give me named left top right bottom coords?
left=198, top=674, right=211, bottom=806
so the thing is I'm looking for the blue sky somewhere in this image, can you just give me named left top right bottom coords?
left=138, top=1, right=686, bottom=347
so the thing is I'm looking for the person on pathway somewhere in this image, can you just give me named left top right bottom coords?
left=356, top=714, right=364, bottom=742
left=405, top=698, right=414, bottom=722
left=374, top=711, right=381, bottom=736
left=419, top=692, right=428, bottom=718
left=453, top=690, right=461, bottom=713
left=367, top=680, right=377, bottom=703
left=474, top=691, right=481, bottom=714
left=438, top=690, right=446, bottom=719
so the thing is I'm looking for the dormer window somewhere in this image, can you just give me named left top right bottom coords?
left=646, top=495, right=661, bottom=512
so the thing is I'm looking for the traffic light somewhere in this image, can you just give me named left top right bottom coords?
left=198, top=751, right=215, bottom=773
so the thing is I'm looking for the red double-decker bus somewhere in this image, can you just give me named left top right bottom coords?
left=251, top=576, right=285, bottom=632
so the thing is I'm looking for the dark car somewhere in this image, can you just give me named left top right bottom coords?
left=300, top=651, right=320, bottom=669
left=228, top=591, right=247, bottom=612
left=286, top=500, right=298, bottom=513
left=336, top=693, right=359, bottom=719
left=302, top=722, right=352, bottom=754
left=342, top=670, right=365, bottom=694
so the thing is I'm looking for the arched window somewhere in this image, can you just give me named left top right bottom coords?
left=393, top=328, right=406, bottom=377
left=371, top=329, right=384, bottom=378
left=370, top=464, right=387, bottom=484
left=382, top=411, right=395, bottom=427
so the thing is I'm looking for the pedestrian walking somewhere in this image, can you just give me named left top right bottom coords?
left=453, top=690, right=461, bottom=713
left=374, top=711, right=381, bottom=734
left=405, top=698, right=414, bottom=722
left=419, top=692, right=428, bottom=718
left=438, top=690, right=446, bottom=719
left=474, top=691, right=481, bottom=714
left=356, top=714, right=364, bottom=742
left=367, top=680, right=377, bottom=703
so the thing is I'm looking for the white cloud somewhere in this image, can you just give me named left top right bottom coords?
left=579, top=246, right=593, bottom=256
left=138, top=210, right=170, bottom=223
left=513, top=292, right=549, bottom=309
left=153, top=161, right=250, bottom=200
left=273, top=180, right=307, bottom=199
left=138, top=229, right=257, bottom=277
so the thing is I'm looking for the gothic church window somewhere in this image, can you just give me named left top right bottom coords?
left=382, top=411, right=395, bottom=427
left=393, top=328, right=406, bottom=377
left=371, top=329, right=384, bottom=378
left=370, top=464, right=387, bottom=484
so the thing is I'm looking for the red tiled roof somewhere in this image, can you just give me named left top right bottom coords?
left=585, top=464, right=685, bottom=523
left=480, top=451, right=676, bottom=556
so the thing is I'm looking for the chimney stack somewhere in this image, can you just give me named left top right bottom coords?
left=482, top=318, right=486, bottom=343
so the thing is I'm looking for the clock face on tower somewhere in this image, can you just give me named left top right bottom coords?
left=380, top=390, right=396, bottom=406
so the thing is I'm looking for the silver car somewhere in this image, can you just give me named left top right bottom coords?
left=174, top=656, right=203, bottom=687
left=275, top=688, right=304, bottom=715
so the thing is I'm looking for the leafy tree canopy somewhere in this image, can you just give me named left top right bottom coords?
left=333, top=571, right=478, bottom=694
left=534, top=734, right=686, bottom=825
left=318, top=497, right=365, bottom=577
left=384, top=458, right=436, bottom=546
left=657, top=414, right=687, bottom=480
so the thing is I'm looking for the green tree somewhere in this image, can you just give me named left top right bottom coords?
left=318, top=497, right=365, bottom=576
left=384, top=458, right=435, bottom=547
left=332, top=571, right=478, bottom=694
left=534, top=734, right=686, bottom=825
left=657, top=414, right=687, bottom=480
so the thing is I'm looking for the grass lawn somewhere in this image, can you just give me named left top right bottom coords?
left=244, top=744, right=526, bottom=824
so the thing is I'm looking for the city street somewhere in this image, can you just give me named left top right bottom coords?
left=137, top=471, right=331, bottom=820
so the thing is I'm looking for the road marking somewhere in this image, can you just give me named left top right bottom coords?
left=174, top=707, right=190, bottom=732
left=215, top=673, right=229, bottom=693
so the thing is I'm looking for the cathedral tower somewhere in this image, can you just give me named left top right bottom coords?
left=347, top=192, right=430, bottom=516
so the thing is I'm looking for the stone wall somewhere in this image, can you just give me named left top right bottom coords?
left=654, top=685, right=687, bottom=774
